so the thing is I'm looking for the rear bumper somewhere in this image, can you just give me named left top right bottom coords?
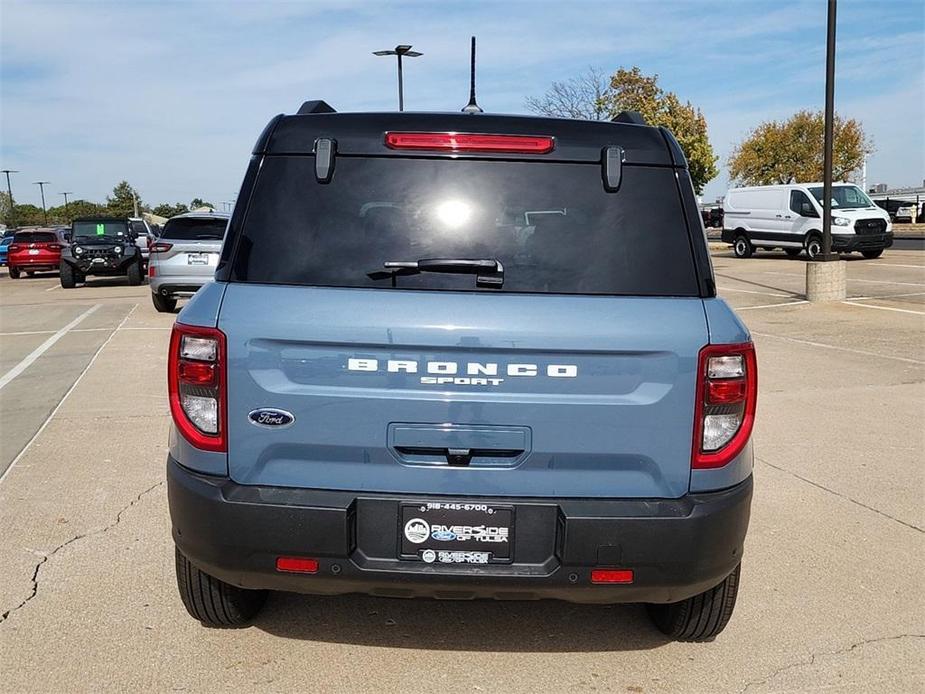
left=168, top=456, right=752, bottom=604
left=150, top=276, right=210, bottom=296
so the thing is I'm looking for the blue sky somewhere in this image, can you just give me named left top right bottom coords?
left=1, top=0, right=922, bottom=208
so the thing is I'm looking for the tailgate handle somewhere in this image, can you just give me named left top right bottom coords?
left=394, top=445, right=524, bottom=467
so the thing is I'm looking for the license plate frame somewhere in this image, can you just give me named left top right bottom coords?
left=187, top=253, right=209, bottom=266
left=399, top=502, right=514, bottom=563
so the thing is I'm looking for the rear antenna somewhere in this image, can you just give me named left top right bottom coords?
left=461, top=36, right=483, bottom=113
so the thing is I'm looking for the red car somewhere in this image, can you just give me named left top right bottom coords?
left=7, top=229, right=68, bottom=278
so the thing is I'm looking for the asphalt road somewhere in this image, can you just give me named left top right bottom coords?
left=0, top=254, right=922, bottom=693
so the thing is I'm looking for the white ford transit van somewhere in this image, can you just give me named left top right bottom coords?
left=722, top=183, right=892, bottom=259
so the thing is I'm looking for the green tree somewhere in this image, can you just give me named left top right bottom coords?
left=0, top=191, right=13, bottom=227
left=189, top=198, right=214, bottom=211
left=527, top=67, right=719, bottom=193
left=49, top=199, right=108, bottom=223
left=107, top=181, right=144, bottom=218
left=8, top=203, right=46, bottom=227
left=152, top=202, right=190, bottom=218
left=727, top=110, right=871, bottom=186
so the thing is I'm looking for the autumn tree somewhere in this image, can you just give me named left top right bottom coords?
left=728, top=110, right=871, bottom=186
left=527, top=67, right=719, bottom=193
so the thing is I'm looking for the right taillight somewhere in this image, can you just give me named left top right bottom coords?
left=692, top=342, right=757, bottom=469
left=150, top=242, right=172, bottom=253
left=168, top=323, right=226, bottom=452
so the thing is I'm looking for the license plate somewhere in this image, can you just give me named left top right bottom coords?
left=400, top=502, right=513, bottom=562
left=28, top=249, right=40, bottom=255
left=187, top=253, right=209, bottom=265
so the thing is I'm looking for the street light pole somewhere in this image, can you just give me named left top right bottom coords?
left=34, top=181, right=50, bottom=225
left=373, top=45, right=422, bottom=111
left=1, top=169, right=18, bottom=229
left=820, top=0, right=837, bottom=261
left=61, top=191, right=74, bottom=220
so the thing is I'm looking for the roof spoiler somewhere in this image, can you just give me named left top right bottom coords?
left=612, top=110, right=647, bottom=125
left=297, top=100, right=337, bottom=115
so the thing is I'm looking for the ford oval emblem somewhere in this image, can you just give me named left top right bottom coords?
left=248, top=408, right=295, bottom=428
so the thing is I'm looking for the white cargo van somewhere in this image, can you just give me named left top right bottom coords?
left=722, top=183, right=892, bottom=259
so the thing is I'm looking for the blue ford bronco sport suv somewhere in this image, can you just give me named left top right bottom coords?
left=167, top=100, right=756, bottom=641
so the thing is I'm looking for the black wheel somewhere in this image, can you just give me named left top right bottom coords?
left=8, top=266, right=21, bottom=279
left=126, top=261, right=143, bottom=286
left=175, top=547, right=267, bottom=627
left=152, top=292, right=178, bottom=313
left=646, top=563, right=741, bottom=642
left=59, top=261, right=77, bottom=289
left=785, top=248, right=802, bottom=258
left=805, top=234, right=823, bottom=260
left=861, top=250, right=883, bottom=259
left=732, top=234, right=753, bottom=258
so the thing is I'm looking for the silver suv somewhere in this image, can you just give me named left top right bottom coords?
left=148, top=212, right=229, bottom=312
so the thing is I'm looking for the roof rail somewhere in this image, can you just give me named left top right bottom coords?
left=297, top=100, right=336, bottom=115
left=612, top=110, right=647, bottom=125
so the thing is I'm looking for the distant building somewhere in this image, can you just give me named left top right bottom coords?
left=872, top=183, right=889, bottom=193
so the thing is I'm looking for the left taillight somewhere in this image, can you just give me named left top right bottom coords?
left=168, top=323, right=226, bottom=452
left=692, top=342, right=757, bottom=469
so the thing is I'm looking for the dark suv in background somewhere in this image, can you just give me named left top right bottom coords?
left=59, top=217, right=144, bottom=288
left=167, top=102, right=756, bottom=641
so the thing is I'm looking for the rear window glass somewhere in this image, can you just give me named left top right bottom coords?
left=14, top=232, right=57, bottom=243
left=161, top=217, right=227, bottom=241
left=231, top=157, right=698, bottom=296
left=130, top=221, right=148, bottom=235
left=73, top=221, right=128, bottom=239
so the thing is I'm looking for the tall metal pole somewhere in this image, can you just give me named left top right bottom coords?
left=34, top=181, right=50, bottom=225
left=1, top=170, right=17, bottom=229
left=820, top=0, right=837, bottom=261
left=61, top=192, right=73, bottom=219
left=397, top=53, right=404, bottom=112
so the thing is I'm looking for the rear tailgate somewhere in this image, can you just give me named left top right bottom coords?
left=221, top=285, right=706, bottom=499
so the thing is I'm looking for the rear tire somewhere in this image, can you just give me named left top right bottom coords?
left=126, top=261, right=143, bottom=286
left=785, top=248, right=802, bottom=258
left=8, top=266, right=21, bottom=279
left=805, top=233, right=823, bottom=260
left=175, top=547, right=267, bottom=627
left=59, top=262, right=77, bottom=289
left=732, top=234, right=753, bottom=258
left=861, top=250, right=883, bottom=259
left=152, top=292, right=177, bottom=313
left=646, top=563, right=741, bottom=642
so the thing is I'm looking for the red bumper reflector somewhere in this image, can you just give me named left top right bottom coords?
left=384, top=132, right=555, bottom=154
left=706, top=378, right=747, bottom=405
left=276, top=557, right=319, bottom=574
left=178, top=360, right=216, bottom=386
left=590, top=569, right=634, bottom=584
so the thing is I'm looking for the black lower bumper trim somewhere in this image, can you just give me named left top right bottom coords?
left=167, top=457, right=752, bottom=604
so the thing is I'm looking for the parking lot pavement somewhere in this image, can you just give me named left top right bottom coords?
left=0, top=256, right=922, bottom=693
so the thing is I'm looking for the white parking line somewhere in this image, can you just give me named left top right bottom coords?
left=737, top=300, right=809, bottom=311
left=868, top=264, right=925, bottom=270
left=842, top=301, right=925, bottom=316
left=760, top=271, right=925, bottom=288
left=45, top=284, right=60, bottom=292
left=751, top=331, right=925, bottom=365
left=0, top=304, right=138, bottom=485
left=0, top=304, right=101, bottom=391
left=718, top=286, right=795, bottom=298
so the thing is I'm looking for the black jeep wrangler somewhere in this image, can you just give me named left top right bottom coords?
left=60, top=217, right=144, bottom=288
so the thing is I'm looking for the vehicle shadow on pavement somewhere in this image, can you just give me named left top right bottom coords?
left=254, top=593, right=670, bottom=652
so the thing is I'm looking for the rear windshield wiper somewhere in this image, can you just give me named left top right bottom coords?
left=368, top=258, right=504, bottom=288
